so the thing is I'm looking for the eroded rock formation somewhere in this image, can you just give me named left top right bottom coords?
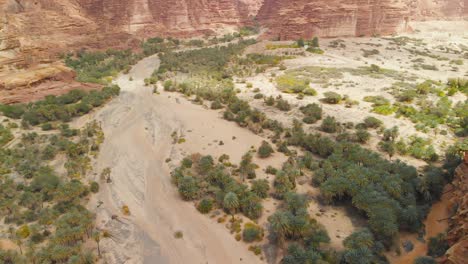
left=257, top=0, right=409, bottom=40
left=408, top=0, right=468, bottom=19
left=443, top=154, right=468, bottom=264
left=257, top=0, right=467, bottom=40
left=0, top=0, right=466, bottom=103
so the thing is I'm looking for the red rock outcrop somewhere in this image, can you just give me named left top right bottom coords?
left=408, top=0, right=468, bottom=19
left=442, top=154, right=468, bottom=264
left=75, top=0, right=259, bottom=37
left=1, top=0, right=467, bottom=103
left=257, top=0, right=409, bottom=39
left=257, top=0, right=466, bottom=40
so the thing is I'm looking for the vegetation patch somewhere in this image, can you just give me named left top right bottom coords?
left=0, top=86, right=120, bottom=127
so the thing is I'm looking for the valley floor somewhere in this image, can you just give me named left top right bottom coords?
left=80, top=54, right=267, bottom=263
left=74, top=20, right=466, bottom=263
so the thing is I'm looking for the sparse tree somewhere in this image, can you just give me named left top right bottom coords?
left=223, top=192, right=239, bottom=220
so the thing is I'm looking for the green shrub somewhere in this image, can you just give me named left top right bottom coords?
left=447, top=78, right=467, bottom=94
left=16, top=225, right=30, bottom=238
left=0, top=125, right=13, bottom=147
left=178, top=176, right=200, bottom=201
left=90, top=181, right=99, bottom=193
left=264, top=96, right=275, bottom=106
left=258, top=141, right=274, bottom=158
left=320, top=116, right=339, bottom=133
left=210, top=100, right=223, bottom=110
left=197, top=198, right=213, bottom=214
left=276, top=98, right=291, bottom=111
left=242, top=223, right=263, bottom=242
left=41, top=123, right=53, bottom=131
left=276, top=75, right=309, bottom=93
left=300, top=103, right=322, bottom=124
left=322, top=92, right=342, bottom=104
left=373, top=105, right=397, bottom=115
left=164, top=80, right=174, bottom=91
left=251, top=179, right=270, bottom=198
left=303, top=88, right=317, bottom=96
left=355, top=129, right=371, bottom=143
left=414, top=256, right=436, bottom=264
left=307, top=47, right=324, bottom=54
left=370, top=64, right=381, bottom=73
left=397, top=89, right=419, bottom=102
left=0, top=104, right=25, bottom=119
left=265, top=166, right=278, bottom=175
left=254, top=93, right=264, bottom=99
left=427, top=233, right=449, bottom=258
left=362, top=49, right=380, bottom=57
left=364, top=95, right=390, bottom=106
left=364, top=116, right=383, bottom=129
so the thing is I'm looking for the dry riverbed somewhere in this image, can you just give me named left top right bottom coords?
left=75, top=20, right=466, bottom=264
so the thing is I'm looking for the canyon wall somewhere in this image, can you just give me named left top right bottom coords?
left=256, top=0, right=408, bottom=40
left=76, top=0, right=260, bottom=37
left=256, top=0, right=467, bottom=40
left=408, top=0, right=468, bottom=19
left=443, top=154, right=468, bottom=264
left=1, top=0, right=466, bottom=103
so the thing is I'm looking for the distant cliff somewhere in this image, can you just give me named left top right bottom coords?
left=0, top=0, right=466, bottom=103
left=257, top=0, right=408, bottom=39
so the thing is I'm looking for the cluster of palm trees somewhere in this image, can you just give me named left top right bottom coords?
left=0, top=115, right=109, bottom=263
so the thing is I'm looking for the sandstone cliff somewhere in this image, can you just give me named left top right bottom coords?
left=408, top=0, right=468, bottom=19
left=1, top=0, right=467, bottom=103
left=257, top=0, right=466, bottom=40
left=443, top=154, right=468, bottom=264
left=257, top=0, right=408, bottom=39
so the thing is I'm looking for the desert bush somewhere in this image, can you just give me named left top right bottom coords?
left=210, top=100, right=223, bottom=110
left=197, top=198, right=214, bottom=214
left=300, top=103, right=322, bottom=124
left=258, top=141, right=274, bottom=158
left=320, top=116, right=339, bottom=133
left=251, top=179, right=270, bottom=198
left=254, top=93, right=264, bottom=99
left=355, top=129, right=371, bottom=143
left=276, top=97, right=291, bottom=111
left=303, top=88, right=317, bottom=96
left=414, top=256, right=436, bottom=264
left=90, top=181, right=99, bottom=193
left=322, top=92, right=342, bottom=104
left=178, top=176, right=200, bottom=200
left=264, top=96, right=275, bottom=106
left=427, top=233, right=449, bottom=258
left=276, top=75, right=310, bottom=93
left=362, top=49, right=380, bottom=57
left=242, top=223, right=263, bottom=242
left=364, top=116, right=383, bottom=129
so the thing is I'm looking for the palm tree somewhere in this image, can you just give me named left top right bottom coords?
left=93, top=231, right=101, bottom=257
left=223, top=192, right=239, bottom=220
left=268, top=211, right=291, bottom=248
left=239, top=152, right=253, bottom=182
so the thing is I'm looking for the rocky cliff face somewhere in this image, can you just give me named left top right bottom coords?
left=408, top=0, right=467, bottom=19
left=76, top=0, right=260, bottom=37
left=0, top=0, right=466, bottom=103
left=256, top=0, right=467, bottom=40
left=257, top=0, right=408, bottom=39
left=443, top=154, right=468, bottom=264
